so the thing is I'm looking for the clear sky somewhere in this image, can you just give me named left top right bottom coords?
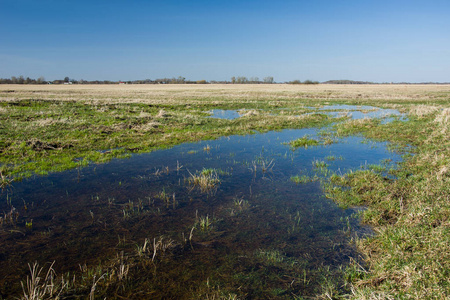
left=1, top=0, right=449, bottom=82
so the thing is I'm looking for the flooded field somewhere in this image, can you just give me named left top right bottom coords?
left=0, top=121, right=401, bottom=298
left=1, top=84, right=448, bottom=299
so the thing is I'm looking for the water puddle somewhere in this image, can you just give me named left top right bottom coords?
left=209, top=106, right=405, bottom=124
left=0, top=126, right=401, bottom=298
left=319, top=105, right=406, bottom=123
left=209, top=109, right=241, bottom=120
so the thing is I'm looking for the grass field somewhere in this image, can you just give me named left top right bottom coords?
left=1, top=83, right=447, bottom=178
left=1, top=84, right=449, bottom=299
left=1, top=83, right=449, bottom=105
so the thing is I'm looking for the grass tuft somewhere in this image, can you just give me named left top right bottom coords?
left=187, top=168, right=221, bottom=194
left=290, top=175, right=318, bottom=184
left=288, top=136, right=320, bottom=148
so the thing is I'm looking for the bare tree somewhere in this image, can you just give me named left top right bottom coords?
left=263, top=76, right=274, bottom=84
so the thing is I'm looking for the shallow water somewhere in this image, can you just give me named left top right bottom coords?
left=319, top=104, right=406, bottom=122
left=0, top=127, right=401, bottom=298
left=211, top=106, right=406, bottom=125
left=209, top=109, right=242, bottom=120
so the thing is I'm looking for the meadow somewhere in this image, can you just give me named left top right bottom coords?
left=0, top=84, right=449, bottom=299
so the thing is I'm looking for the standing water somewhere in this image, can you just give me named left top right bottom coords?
left=0, top=126, right=401, bottom=298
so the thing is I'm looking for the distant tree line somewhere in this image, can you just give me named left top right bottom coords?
left=127, top=77, right=209, bottom=84
left=0, top=76, right=47, bottom=84
left=0, top=76, right=318, bottom=85
left=230, top=76, right=274, bottom=84
left=322, top=80, right=374, bottom=84
left=287, top=79, right=319, bottom=85
left=0, top=75, right=274, bottom=85
left=4, top=76, right=444, bottom=85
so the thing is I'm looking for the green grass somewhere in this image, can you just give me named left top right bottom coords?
left=325, top=155, right=343, bottom=161
left=288, top=135, right=336, bottom=149
left=290, top=174, right=318, bottom=184
left=323, top=109, right=450, bottom=299
left=0, top=99, right=334, bottom=180
left=288, top=136, right=320, bottom=148
left=312, top=159, right=328, bottom=169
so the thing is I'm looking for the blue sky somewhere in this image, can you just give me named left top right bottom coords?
left=1, top=0, right=449, bottom=82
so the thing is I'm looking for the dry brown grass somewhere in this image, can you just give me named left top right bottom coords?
left=1, top=84, right=450, bottom=105
left=409, top=104, right=441, bottom=117
left=434, top=108, right=450, bottom=125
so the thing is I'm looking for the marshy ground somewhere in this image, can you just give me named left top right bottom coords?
left=0, top=84, right=449, bottom=299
